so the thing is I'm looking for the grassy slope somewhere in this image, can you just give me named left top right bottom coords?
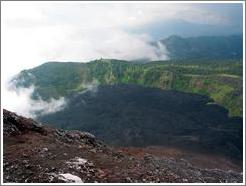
left=16, top=59, right=243, bottom=117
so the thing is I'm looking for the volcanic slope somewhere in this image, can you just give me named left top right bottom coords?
left=3, top=109, right=243, bottom=183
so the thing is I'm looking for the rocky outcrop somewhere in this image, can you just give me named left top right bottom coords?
left=3, top=109, right=46, bottom=136
left=3, top=109, right=243, bottom=183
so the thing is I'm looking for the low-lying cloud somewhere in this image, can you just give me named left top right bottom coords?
left=79, top=79, right=99, bottom=95
left=2, top=76, right=101, bottom=118
left=46, top=28, right=169, bottom=62
left=3, top=82, right=66, bottom=118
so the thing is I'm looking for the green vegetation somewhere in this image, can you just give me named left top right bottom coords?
left=15, top=58, right=243, bottom=117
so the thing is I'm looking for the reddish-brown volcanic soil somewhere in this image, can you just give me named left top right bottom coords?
left=3, top=109, right=243, bottom=183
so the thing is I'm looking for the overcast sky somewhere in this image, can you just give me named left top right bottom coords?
left=2, top=2, right=243, bottom=81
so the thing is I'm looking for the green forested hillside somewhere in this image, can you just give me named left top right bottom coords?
left=15, top=59, right=243, bottom=117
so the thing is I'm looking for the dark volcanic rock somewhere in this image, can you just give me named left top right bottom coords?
left=37, top=84, right=243, bottom=160
left=3, top=109, right=243, bottom=183
left=3, top=109, right=47, bottom=136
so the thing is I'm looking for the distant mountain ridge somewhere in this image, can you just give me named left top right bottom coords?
left=158, top=34, right=243, bottom=60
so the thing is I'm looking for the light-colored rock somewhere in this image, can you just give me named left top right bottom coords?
left=58, top=173, right=83, bottom=183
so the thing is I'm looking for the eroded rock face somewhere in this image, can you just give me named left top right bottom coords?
left=3, top=109, right=243, bottom=183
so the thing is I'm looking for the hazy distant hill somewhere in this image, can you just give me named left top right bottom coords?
left=159, top=35, right=243, bottom=60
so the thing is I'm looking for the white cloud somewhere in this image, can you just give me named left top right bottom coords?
left=2, top=84, right=66, bottom=118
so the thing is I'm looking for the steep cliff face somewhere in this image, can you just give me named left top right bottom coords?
left=3, top=109, right=243, bottom=183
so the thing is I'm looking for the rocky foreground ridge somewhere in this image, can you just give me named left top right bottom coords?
left=3, top=109, right=243, bottom=183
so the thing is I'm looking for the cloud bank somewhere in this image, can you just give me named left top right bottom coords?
left=3, top=83, right=66, bottom=118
